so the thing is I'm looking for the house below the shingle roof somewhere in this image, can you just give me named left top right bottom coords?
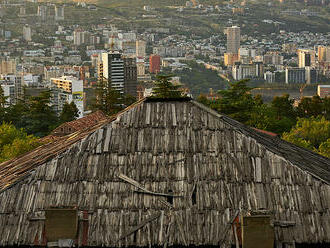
left=0, top=98, right=329, bottom=248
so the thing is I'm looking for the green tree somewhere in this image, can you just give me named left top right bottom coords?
left=92, top=78, right=125, bottom=116
left=297, top=96, right=324, bottom=118
left=271, top=94, right=296, bottom=120
left=59, top=102, right=79, bottom=123
left=217, top=79, right=261, bottom=123
left=318, top=139, right=330, bottom=158
left=152, top=74, right=184, bottom=99
left=197, top=94, right=210, bottom=106
left=24, top=91, right=59, bottom=137
left=282, top=117, right=330, bottom=156
left=0, top=122, right=41, bottom=163
left=323, top=97, right=330, bottom=120
left=0, top=86, right=7, bottom=108
left=3, top=101, right=29, bottom=130
left=0, top=87, right=6, bottom=122
left=122, top=94, right=137, bottom=107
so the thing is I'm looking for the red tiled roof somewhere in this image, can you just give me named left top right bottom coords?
left=252, top=128, right=278, bottom=137
left=51, top=110, right=108, bottom=136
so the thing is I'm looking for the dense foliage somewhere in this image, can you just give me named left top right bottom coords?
left=0, top=90, right=80, bottom=137
left=282, top=117, right=330, bottom=157
left=198, top=80, right=330, bottom=157
left=92, top=78, right=136, bottom=115
left=0, top=123, right=41, bottom=163
left=60, top=102, right=80, bottom=123
left=151, top=75, right=185, bottom=99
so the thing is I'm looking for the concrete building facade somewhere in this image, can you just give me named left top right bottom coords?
left=50, top=76, right=84, bottom=117
left=285, top=67, right=306, bottom=84
left=226, top=26, right=240, bottom=54
left=149, top=54, right=161, bottom=74
left=23, top=25, right=32, bottom=42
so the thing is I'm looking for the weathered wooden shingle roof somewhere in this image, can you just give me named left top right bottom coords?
left=193, top=101, right=330, bottom=184
left=223, top=115, right=330, bottom=184
left=0, top=98, right=329, bottom=193
left=0, top=100, right=143, bottom=193
left=0, top=98, right=329, bottom=247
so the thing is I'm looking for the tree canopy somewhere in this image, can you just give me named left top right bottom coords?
left=282, top=117, right=330, bottom=157
left=59, top=102, right=79, bottom=123
left=151, top=74, right=185, bottom=99
left=23, top=91, right=59, bottom=137
left=217, top=79, right=262, bottom=123
left=197, top=79, right=330, bottom=158
left=0, top=122, right=41, bottom=163
left=92, top=78, right=136, bottom=116
left=0, top=91, right=84, bottom=137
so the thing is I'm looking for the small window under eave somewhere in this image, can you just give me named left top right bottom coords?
left=45, top=207, right=78, bottom=242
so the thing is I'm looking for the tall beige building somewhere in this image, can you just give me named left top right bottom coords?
left=73, top=29, right=85, bottom=46
left=0, top=59, right=16, bottom=75
left=37, top=5, right=47, bottom=21
left=136, top=40, right=146, bottom=58
left=297, top=49, right=315, bottom=68
left=55, top=5, right=64, bottom=21
left=318, top=46, right=330, bottom=62
left=136, top=58, right=145, bottom=77
left=226, top=26, right=240, bottom=54
left=23, top=25, right=31, bottom=42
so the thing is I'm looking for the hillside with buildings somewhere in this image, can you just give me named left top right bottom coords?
left=0, top=0, right=329, bottom=246
left=0, top=0, right=329, bottom=159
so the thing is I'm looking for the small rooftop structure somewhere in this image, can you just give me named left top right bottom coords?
left=51, top=110, right=107, bottom=137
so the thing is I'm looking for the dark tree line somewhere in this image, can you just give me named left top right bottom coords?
left=0, top=90, right=79, bottom=138
left=198, top=80, right=330, bottom=157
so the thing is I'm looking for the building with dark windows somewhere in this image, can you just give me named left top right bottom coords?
left=99, top=52, right=137, bottom=96
left=124, top=57, right=138, bottom=97
left=285, top=67, right=306, bottom=84
left=100, top=52, right=125, bottom=93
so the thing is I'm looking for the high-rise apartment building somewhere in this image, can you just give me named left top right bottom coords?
left=305, top=67, right=318, bottom=84
left=0, top=75, right=22, bottom=104
left=136, top=40, right=146, bottom=58
left=50, top=76, right=84, bottom=117
left=226, top=26, right=240, bottom=54
left=297, top=49, right=315, bottom=68
left=37, top=5, right=47, bottom=21
left=224, top=53, right=239, bottom=66
left=124, top=58, right=138, bottom=97
left=0, top=59, right=16, bottom=75
left=19, top=6, right=26, bottom=15
left=99, top=52, right=138, bottom=96
left=263, top=52, right=284, bottom=65
left=55, top=5, right=64, bottom=21
left=149, top=55, right=161, bottom=74
left=73, top=29, right=85, bottom=46
left=100, top=52, right=125, bottom=93
left=264, top=71, right=276, bottom=83
left=23, top=25, right=31, bottom=42
left=285, top=67, right=306, bottom=84
left=232, top=62, right=263, bottom=80
left=318, top=46, right=330, bottom=62
left=0, top=84, right=15, bottom=106
left=136, top=58, right=145, bottom=77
